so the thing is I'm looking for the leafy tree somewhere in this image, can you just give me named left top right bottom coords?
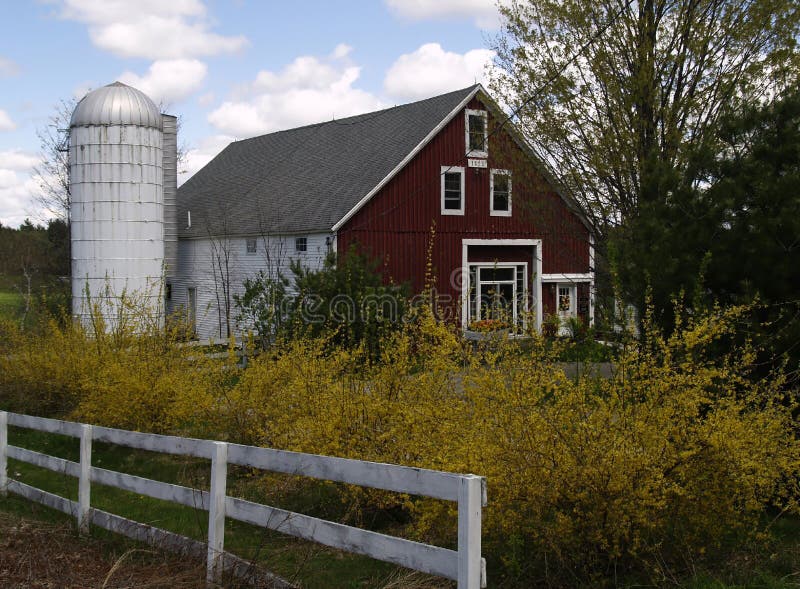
left=0, top=219, right=71, bottom=325
left=491, top=0, right=799, bottom=332
left=234, top=270, right=290, bottom=349
left=288, top=247, right=408, bottom=357
left=490, top=0, right=800, bottom=234
left=32, top=98, right=76, bottom=222
left=702, top=87, right=800, bottom=306
left=45, top=218, right=70, bottom=277
left=613, top=85, right=800, bottom=373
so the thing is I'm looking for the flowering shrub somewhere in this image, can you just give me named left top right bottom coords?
left=1, top=301, right=798, bottom=586
left=202, top=304, right=800, bottom=583
left=0, top=308, right=224, bottom=433
left=467, top=318, right=511, bottom=332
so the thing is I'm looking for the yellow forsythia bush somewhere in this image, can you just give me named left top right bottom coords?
left=0, top=311, right=224, bottom=433
left=0, top=317, right=93, bottom=415
left=1, top=302, right=798, bottom=585
left=206, top=305, right=800, bottom=583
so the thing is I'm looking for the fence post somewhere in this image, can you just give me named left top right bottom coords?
left=0, top=411, right=7, bottom=497
left=207, top=441, right=228, bottom=586
left=78, top=424, right=92, bottom=534
left=458, top=474, right=484, bottom=589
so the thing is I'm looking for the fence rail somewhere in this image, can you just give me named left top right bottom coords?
left=0, top=411, right=486, bottom=588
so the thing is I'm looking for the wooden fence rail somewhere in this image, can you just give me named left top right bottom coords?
left=0, top=411, right=487, bottom=588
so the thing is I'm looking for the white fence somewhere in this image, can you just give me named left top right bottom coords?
left=0, top=411, right=487, bottom=588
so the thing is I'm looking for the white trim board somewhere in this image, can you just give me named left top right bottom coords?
left=589, top=233, right=596, bottom=326
left=464, top=108, right=488, bottom=159
left=489, top=169, right=512, bottom=217
left=541, top=273, right=593, bottom=282
left=461, top=238, right=542, bottom=332
left=440, top=165, right=465, bottom=215
left=331, top=86, right=482, bottom=232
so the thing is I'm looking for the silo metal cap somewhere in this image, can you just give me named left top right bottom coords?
left=70, top=81, right=163, bottom=129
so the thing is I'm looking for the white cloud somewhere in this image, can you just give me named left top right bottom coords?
left=0, top=174, right=46, bottom=227
left=59, top=0, right=247, bottom=60
left=0, top=109, right=16, bottom=131
left=0, top=150, right=40, bottom=171
left=118, top=59, right=208, bottom=105
left=179, top=134, right=232, bottom=184
left=383, top=43, right=495, bottom=101
left=72, top=82, right=95, bottom=101
left=0, top=56, right=19, bottom=77
left=208, top=46, right=386, bottom=137
left=197, top=92, right=215, bottom=107
left=0, top=150, right=46, bottom=227
left=384, top=0, right=502, bottom=29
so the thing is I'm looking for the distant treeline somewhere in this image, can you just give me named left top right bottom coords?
left=0, top=218, right=69, bottom=280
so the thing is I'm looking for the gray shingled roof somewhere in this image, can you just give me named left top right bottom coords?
left=177, top=85, right=479, bottom=238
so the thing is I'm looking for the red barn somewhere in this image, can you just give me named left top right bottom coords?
left=177, top=85, right=593, bottom=338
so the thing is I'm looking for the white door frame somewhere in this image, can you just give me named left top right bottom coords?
left=461, top=239, right=542, bottom=332
left=471, top=262, right=526, bottom=326
left=556, top=283, right=578, bottom=335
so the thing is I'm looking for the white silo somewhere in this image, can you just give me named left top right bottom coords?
left=69, top=82, right=165, bottom=329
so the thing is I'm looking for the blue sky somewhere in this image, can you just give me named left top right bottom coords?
left=0, top=0, right=502, bottom=226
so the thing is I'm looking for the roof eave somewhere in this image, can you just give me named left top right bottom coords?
left=330, top=85, right=482, bottom=232
left=474, top=88, right=595, bottom=234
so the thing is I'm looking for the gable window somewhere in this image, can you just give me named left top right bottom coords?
left=465, top=109, right=488, bottom=158
left=490, top=170, right=512, bottom=216
left=295, top=237, right=307, bottom=252
left=246, top=238, right=257, bottom=254
left=441, top=166, right=465, bottom=215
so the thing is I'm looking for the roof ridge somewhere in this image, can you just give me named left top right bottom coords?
left=177, top=84, right=482, bottom=236
left=230, top=85, right=481, bottom=144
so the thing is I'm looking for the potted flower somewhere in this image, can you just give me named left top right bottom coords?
left=466, top=319, right=512, bottom=339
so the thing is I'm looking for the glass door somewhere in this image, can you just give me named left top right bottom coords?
left=557, top=284, right=576, bottom=335
left=468, top=264, right=527, bottom=330
left=477, top=267, right=515, bottom=324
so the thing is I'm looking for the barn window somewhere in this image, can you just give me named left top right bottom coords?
left=490, top=170, right=511, bottom=216
left=246, top=238, right=257, bottom=254
left=465, top=109, right=488, bottom=157
left=295, top=237, right=307, bottom=252
left=441, top=166, right=465, bottom=215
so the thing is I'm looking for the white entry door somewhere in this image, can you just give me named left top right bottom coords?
left=556, top=284, right=577, bottom=335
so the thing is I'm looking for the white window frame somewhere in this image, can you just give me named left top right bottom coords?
left=465, top=109, right=488, bottom=158
left=245, top=238, right=257, bottom=254
left=295, top=236, right=307, bottom=252
left=490, top=169, right=512, bottom=216
left=441, top=166, right=465, bottom=215
left=556, top=283, right=578, bottom=336
left=468, top=262, right=528, bottom=329
left=461, top=239, right=543, bottom=333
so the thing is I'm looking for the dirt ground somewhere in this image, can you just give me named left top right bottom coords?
left=0, top=511, right=209, bottom=589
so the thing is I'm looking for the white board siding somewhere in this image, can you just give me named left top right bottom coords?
left=172, top=233, right=330, bottom=340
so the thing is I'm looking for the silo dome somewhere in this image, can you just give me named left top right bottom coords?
left=70, top=82, right=163, bottom=130
left=69, top=82, right=166, bottom=331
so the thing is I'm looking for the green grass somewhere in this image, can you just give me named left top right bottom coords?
left=0, top=290, right=22, bottom=319
left=4, top=426, right=799, bottom=588
left=1, top=426, right=422, bottom=589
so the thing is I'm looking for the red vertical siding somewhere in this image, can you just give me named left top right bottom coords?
left=338, top=95, right=592, bottom=321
